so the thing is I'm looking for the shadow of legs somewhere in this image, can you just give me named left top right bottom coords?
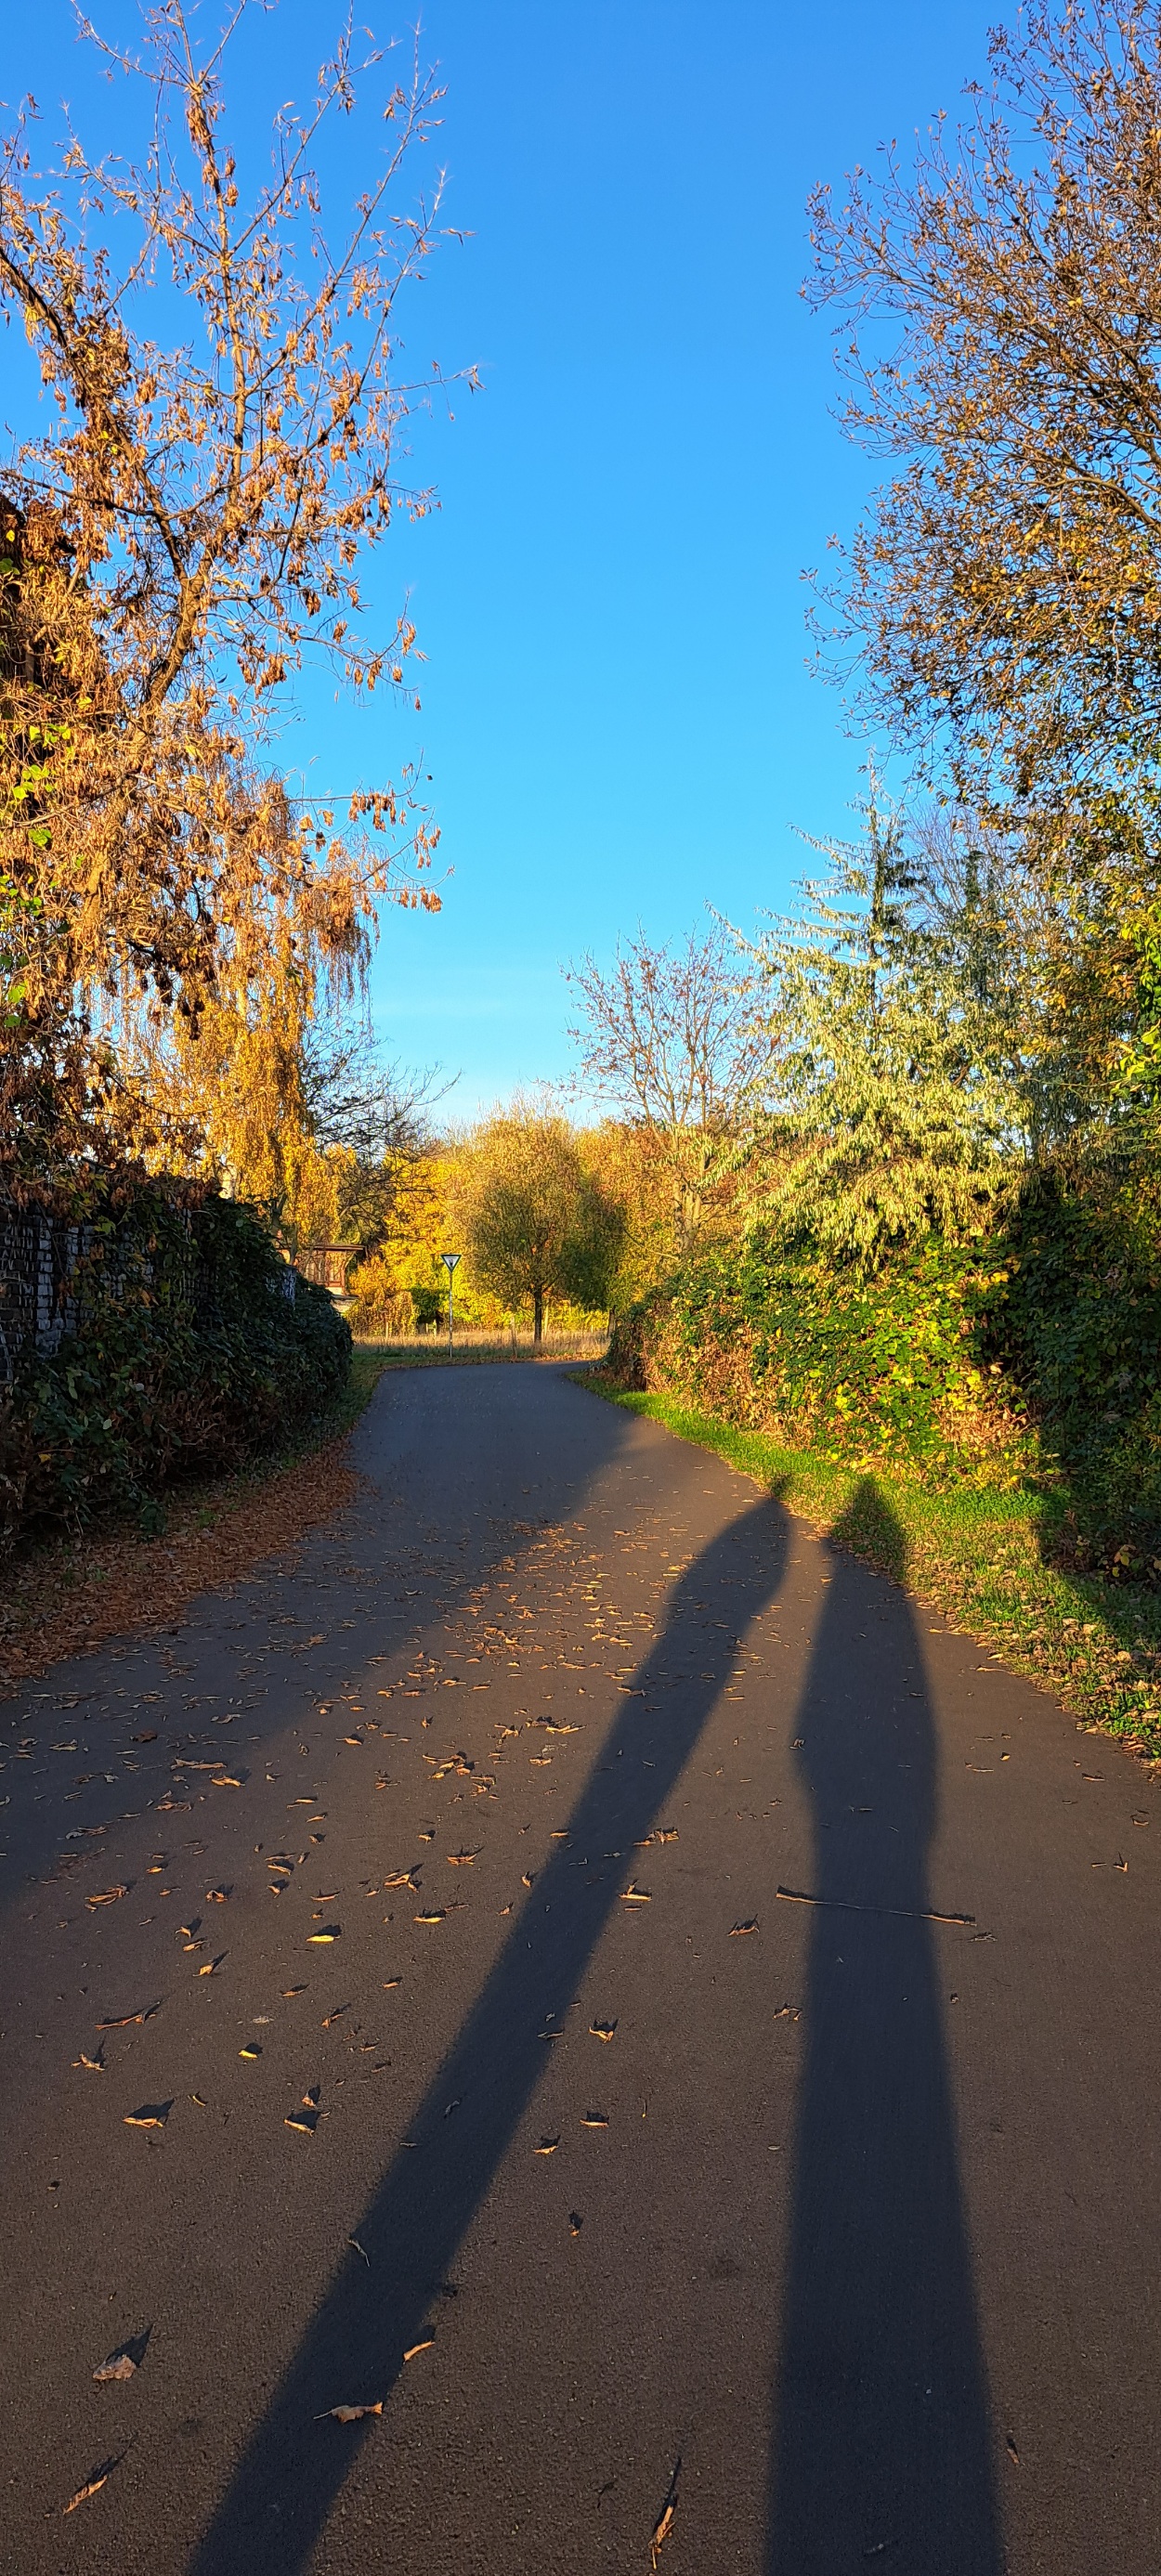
left=766, top=1484, right=1001, bottom=2576
left=189, top=1497, right=789, bottom=2576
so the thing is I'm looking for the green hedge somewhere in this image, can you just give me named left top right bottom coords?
left=608, top=1187, right=1161, bottom=1574
left=0, top=1177, right=350, bottom=1547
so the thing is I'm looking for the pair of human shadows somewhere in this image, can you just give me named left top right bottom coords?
left=766, top=1482, right=1002, bottom=2576
left=187, top=1489, right=791, bottom=2576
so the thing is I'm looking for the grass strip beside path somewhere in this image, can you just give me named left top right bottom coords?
left=583, top=1381, right=1161, bottom=1763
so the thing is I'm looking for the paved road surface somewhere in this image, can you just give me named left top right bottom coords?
left=3, top=1363, right=1160, bottom=2573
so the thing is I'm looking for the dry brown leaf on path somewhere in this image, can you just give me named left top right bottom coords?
left=402, top=2339, right=435, bottom=2361
left=239, top=2046, right=261, bottom=2061
left=621, top=1885, right=651, bottom=1904
left=581, top=2114, right=608, bottom=2128
left=205, top=1887, right=230, bottom=1903
left=534, top=2135, right=560, bottom=2155
left=93, top=2334, right=149, bottom=2384
left=308, top=1929, right=341, bottom=1944
left=199, top=1956, right=226, bottom=1976
left=569, top=2212, right=583, bottom=2237
left=651, top=2501, right=677, bottom=2565
left=317, top=2401, right=383, bottom=2422
left=72, top=2050, right=104, bottom=2071
left=590, top=2021, right=618, bottom=2042
left=124, top=2101, right=171, bottom=2129
left=414, top=1909, right=446, bottom=1925
left=87, top=1885, right=129, bottom=1908
left=285, top=2110, right=320, bottom=2135
left=650, top=2455, right=682, bottom=2567
left=731, top=1919, right=760, bottom=1937
left=281, top=1985, right=306, bottom=1997
left=63, top=2457, right=120, bottom=2515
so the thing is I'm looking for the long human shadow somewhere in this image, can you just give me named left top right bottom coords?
left=188, top=1487, right=790, bottom=2575
left=765, top=1481, right=1001, bottom=2576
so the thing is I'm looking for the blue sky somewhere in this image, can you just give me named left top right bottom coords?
left=6, top=0, right=999, bottom=1115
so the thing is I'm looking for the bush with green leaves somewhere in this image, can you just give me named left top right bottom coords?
left=0, top=1177, right=350, bottom=1548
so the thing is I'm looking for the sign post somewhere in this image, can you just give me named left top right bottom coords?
left=440, top=1252, right=462, bottom=1355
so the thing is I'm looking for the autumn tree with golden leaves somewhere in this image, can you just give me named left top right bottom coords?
left=0, top=3, right=464, bottom=1173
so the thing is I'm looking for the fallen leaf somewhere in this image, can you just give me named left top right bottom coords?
left=63, top=2459, right=119, bottom=2515
left=403, top=2338, right=434, bottom=2361
left=621, top=1885, right=651, bottom=1904
left=132, top=1730, right=158, bottom=1744
left=651, top=2501, right=677, bottom=2565
left=281, top=1985, right=306, bottom=1997
left=590, top=2021, right=618, bottom=2042
left=414, top=1909, right=446, bottom=1925
left=651, top=2456, right=682, bottom=2567
left=93, top=2332, right=150, bottom=2384
left=447, top=1851, right=477, bottom=1867
left=198, top=1957, right=225, bottom=1976
left=383, top=1870, right=418, bottom=1890
left=285, top=2110, right=320, bottom=2135
left=190, top=2093, right=207, bottom=2106
left=86, top=1886, right=129, bottom=1909
left=320, top=2400, right=383, bottom=2424
left=656, top=1828, right=679, bottom=1843
left=205, top=1887, right=230, bottom=1903
left=581, top=2114, right=608, bottom=2128
left=72, top=2050, right=104, bottom=2072
left=534, top=2135, right=560, bottom=2155
left=569, top=2211, right=583, bottom=2236
left=124, top=2101, right=171, bottom=2129
left=239, top=2045, right=261, bottom=2061
left=302, top=2084, right=320, bottom=2105
left=212, top=1773, right=244, bottom=1788
left=1006, top=2435, right=1021, bottom=2466
left=308, top=1929, right=341, bottom=1944
left=730, top=1919, right=760, bottom=1937
left=344, top=1737, right=363, bottom=1748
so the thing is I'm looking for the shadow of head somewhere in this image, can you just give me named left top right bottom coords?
left=827, top=1473, right=908, bottom=1587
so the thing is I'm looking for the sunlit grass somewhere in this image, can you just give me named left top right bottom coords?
left=585, top=1384, right=1161, bottom=1759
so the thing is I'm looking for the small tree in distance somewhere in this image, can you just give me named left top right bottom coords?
left=566, top=922, right=768, bottom=1254
left=452, top=1103, right=623, bottom=1343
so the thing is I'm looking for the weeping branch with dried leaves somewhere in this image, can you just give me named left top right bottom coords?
left=0, top=2, right=466, bottom=1170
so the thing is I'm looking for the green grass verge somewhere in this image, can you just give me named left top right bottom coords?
left=582, top=1380, right=1161, bottom=1759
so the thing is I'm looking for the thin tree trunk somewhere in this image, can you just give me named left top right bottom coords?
left=533, top=1286, right=543, bottom=1345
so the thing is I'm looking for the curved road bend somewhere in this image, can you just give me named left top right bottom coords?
left=2, top=1361, right=1159, bottom=2573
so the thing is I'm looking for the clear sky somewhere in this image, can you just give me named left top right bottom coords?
left=6, top=0, right=1001, bottom=1116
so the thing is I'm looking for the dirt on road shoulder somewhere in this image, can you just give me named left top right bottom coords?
left=0, top=1429, right=361, bottom=1695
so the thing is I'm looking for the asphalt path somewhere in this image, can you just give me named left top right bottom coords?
left=3, top=1361, right=1160, bottom=2573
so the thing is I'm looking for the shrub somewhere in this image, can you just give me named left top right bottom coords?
left=0, top=1177, right=350, bottom=1549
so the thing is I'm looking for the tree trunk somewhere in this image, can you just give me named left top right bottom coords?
left=533, top=1285, right=543, bottom=1345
